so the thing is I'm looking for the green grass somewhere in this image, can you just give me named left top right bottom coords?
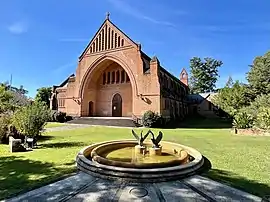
left=0, top=123, right=269, bottom=199
left=44, top=122, right=66, bottom=128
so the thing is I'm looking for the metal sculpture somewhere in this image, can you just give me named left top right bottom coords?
left=149, top=130, right=163, bottom=148
left=131, top=130, right=150, bottom=146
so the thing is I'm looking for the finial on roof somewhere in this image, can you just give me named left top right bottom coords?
left=151, top=56, right=159, bottom=63
left=106, top=12, right=110, bottom=20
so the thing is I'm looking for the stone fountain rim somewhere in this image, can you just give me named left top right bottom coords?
left=77, top=139, right=203, bottom=173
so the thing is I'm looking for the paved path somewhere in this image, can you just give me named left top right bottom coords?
left=45, top=124, right=91, bottom=132
left=4, top=172, right=262, bottom=202
left=45, top=124, right=141, bottom=133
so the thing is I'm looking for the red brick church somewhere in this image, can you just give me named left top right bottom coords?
left=50, top=14, right=189, bottom=120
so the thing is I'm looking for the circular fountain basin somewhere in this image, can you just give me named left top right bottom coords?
left=76, top=139, right=204, bottom=182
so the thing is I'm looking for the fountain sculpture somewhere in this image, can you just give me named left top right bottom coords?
left=76, top=129, right=204, bottom=182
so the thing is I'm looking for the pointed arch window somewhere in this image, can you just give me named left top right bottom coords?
left=118, top=36, right=121, bottom=47
left=101, top=30, right=104, bottom=51
left=116, top=70, right=120, bottom=83
left=107, top=72, right=111, bottom=84
left=121, top=70, right=125, bottom=83
left=98, top=33, right=101, bottom=51
left=93, top=42, right=96, bottom=53
left=112, top=71, right=115, bottom=83
left=111, top=30, right=114, bottom=49
left=115, top=33, right=117, bottom=48
left=103, top=73, right=106, bottom=85
left=126, top=73, right=130, bottom=82
left=108, top=27, right=111, bottom=49
left=121, top=39, right=124, bottom=46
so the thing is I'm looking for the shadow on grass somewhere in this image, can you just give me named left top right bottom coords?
left=40, top=142, right=86, bottom=149
left=0, top=156, right=75, bottom=200
left=203, top=168, right=270, bottom=197
left=37, top=135, right=55, bottom=142
left=164, top=116, right=232, bottom=129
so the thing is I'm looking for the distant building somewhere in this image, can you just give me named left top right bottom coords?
left=50, top=15, right=189, bottom=119
left=187, top=93, right=218, bottom=118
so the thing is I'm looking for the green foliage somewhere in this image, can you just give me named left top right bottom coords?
left=142, top=110, right=163, bottom=128
left=247, top=51, right=270, bottom=97
left=225, top=76, right=234, bottom=88
left=190, top=57, right=223, bottom=93
left=35, top=87, right=52, bottom=107
left=255, top=107, right=270, bottom=130
left=213, top=81, right=250, bottom=117
left=233, top=112, right=253, bottom=129
left=0, top=85, right=14, bottom=113
left=12, top=102, right=50, bottom=138
left=0, top=114, right=11, bottom=144
left=243, top=94, right=270, bottom=119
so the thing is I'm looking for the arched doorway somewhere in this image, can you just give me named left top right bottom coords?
left=112, top=93, right=122, bottom=117
left=88, top=101, right=94, bottom=116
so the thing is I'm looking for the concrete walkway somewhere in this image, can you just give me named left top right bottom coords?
left=4, top=172, right=262, bottom=202
left=45, top=124, right=91, bottom=132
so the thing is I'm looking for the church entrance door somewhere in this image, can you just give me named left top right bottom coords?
left=112, top=93, right=122, bottom=117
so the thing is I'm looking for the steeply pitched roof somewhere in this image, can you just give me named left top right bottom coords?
left=79, top=18, right=138, bottom=60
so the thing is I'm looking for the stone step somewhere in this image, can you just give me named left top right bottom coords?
left=67, top=117, right=139, bottom=127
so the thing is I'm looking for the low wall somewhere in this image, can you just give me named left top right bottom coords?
left=232, top=128, right=270, bottom=136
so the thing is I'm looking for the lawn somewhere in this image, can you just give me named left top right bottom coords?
left=0, top=122, right=269, bottom=199
left=44, top=122, right=66, bottom=128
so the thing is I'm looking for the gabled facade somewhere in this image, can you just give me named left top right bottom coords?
left=50, top=15, right=189, bottom=119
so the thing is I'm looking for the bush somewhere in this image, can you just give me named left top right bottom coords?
left=12, top=102, right=50, bottom=138
left=255, top=107, right=270, bottom=130
left=53, top=111, right=66, bottom=123
left=233, top=112, right=253, bottom=129
left=0, top=114, right=11, bottom=144
left=65, top=115, right=73, bottom=122
left=142, top=110, right=163, bottom=128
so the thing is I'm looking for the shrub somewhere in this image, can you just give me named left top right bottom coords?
left=244, top=94, right=270, bottom=120
left=12, top=102, right=50, bottom=138
left=53, top=111, right=66, bottom=123
left=0, top=114, right=11, bottom=144
left=233, top=112, right=253, bottom=129
left=255, top=107, right=270, bottom=130
left=142, top=110, right=163, bottom=128
left=65, top=115, right=73, bottom=122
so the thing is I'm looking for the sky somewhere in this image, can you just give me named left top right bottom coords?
left=0, top=0, right=270, bottom=98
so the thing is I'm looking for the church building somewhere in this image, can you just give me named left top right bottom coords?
left=50, top=14, right=189, bottom=120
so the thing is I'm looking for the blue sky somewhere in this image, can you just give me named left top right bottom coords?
left=0, top=0, right=269, bottom=97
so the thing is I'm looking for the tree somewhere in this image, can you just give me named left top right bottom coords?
left=212, top=81, right=250, bottom=117
left=189, top=57, right=223, bottom=93
left=12, top=102, right=51, bottom=138
left=0, top=85, right=14, bottom=113
left=35, top=87, right=52, bottom=107
left=247, top=51, right=270, bottom=97
left=225, top=76, right=234, bottom=88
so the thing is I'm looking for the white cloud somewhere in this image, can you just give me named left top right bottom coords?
left=107, top=0, right=176, bottom=27
left=53, top=62, right=76, bottom=74
left=59, top=38, right=89, bottom=42
left=8, top=21, right=28, bottom=34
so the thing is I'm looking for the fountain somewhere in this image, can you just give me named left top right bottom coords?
left=76, top=130, right=204, bottom=182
